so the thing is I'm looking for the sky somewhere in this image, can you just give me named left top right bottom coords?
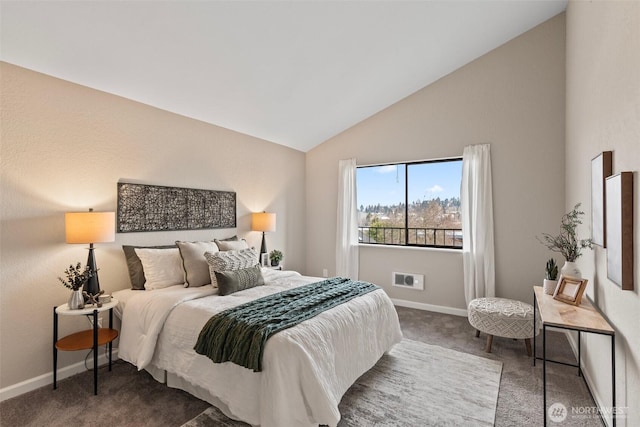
left=357, top=160, right=462, bottom=209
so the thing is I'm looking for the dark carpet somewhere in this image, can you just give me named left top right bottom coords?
left=0, top=306, right=600, bottom=426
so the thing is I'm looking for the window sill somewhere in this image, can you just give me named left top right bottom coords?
left=358, top=243, right=462, bottom=254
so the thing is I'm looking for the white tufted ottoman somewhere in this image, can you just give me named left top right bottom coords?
left=468, top=297, right=539, bottom=356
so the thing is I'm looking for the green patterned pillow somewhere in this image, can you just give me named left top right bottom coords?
left=204, top=247, right=259, bottom=287
left=215, top=265, right=264, bottom=296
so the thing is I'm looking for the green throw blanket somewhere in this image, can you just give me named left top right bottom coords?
left=194, top=277, right=379, bottom=372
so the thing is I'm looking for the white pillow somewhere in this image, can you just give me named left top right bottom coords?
left=134, top=248, right=185, bottom=290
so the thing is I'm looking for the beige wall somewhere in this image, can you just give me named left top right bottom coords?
left=306, top=14, right=566, bottom=311
left=4, top=7, right=636, bottom=422
left=0, top=62, right=306, bottom=389
left=566, top=1, right=640, bottom=425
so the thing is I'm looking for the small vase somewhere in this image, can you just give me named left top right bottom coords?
left=68, top=290, right=85, bottom=310
left=560, top=261, right=581, bottom=278
left=543, top=279, right=558, bottom=295
left=271, top=259, right=279, bottom=267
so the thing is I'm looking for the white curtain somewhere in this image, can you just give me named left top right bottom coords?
left=336, top=158, right=359, bottom=279
left=461, top=144, right=495, bottom=306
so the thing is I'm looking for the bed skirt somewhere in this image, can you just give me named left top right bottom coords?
left=144, top=364, right=256, bottom=425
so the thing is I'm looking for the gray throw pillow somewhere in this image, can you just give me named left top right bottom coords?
left=215, top=265, right=264, bottom=296
left=175, top=240, right=220, bottom=287
left=122, top=245, right=176, bottom=290
left=214, top=238, right=249, bottom=251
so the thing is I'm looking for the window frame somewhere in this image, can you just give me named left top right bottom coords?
left=357, top=157, right=463, bottom=250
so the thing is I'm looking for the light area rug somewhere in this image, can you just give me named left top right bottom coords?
left=182, top=339, right=503, bottom=427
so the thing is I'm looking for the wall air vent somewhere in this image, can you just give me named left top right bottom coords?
left=392, top=272, right=424, bottom=290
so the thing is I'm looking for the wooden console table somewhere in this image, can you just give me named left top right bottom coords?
left=533, top=286, right=615, bottom=426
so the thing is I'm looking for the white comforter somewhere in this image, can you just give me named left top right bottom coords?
left=118, top=269, right=402, bottom=427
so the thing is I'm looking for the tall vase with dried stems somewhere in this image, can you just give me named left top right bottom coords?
left=538, top=203, right=592, bottom=280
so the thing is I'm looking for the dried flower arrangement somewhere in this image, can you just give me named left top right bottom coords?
left=57, top=262, right=94, bottom=291
left=538, top=203, right=593, bottom=262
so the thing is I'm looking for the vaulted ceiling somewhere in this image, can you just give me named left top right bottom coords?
left=1, top=1, right=567, bottom=152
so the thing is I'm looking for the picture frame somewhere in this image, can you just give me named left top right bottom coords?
left=591, top=151, right=612, bottom=247
left=605, top=172, right=634, bottom=290
left=553, top=275, right=588, bottom=306
left=117, top=182, right=236, bottom=232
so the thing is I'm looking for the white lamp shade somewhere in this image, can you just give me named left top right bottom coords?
left=65, top=211, right=116, bottom=244
left=251, top=212, right=276, bottom=232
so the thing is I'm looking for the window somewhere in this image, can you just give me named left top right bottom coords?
left=357, top=158, right=463, bottom=248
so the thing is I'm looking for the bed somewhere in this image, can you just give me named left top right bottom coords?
left=115, top=267, right=403, bottom=427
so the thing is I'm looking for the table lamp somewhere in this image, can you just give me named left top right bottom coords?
left=251, top=212, right=276, bottom=263
left=65, top=209, right=115, bottom=299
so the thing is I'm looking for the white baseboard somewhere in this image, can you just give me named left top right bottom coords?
left=0, top=349, right=118, bottom=403
left=392, top=298, right=468, bottom=317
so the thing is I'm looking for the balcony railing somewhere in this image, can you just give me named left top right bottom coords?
left=358, top=226, right=462, bottom=248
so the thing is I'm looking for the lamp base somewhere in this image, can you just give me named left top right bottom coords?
left=260, top=232, right=267, bottom=264
left=83, top=245, right=101, bottom=302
